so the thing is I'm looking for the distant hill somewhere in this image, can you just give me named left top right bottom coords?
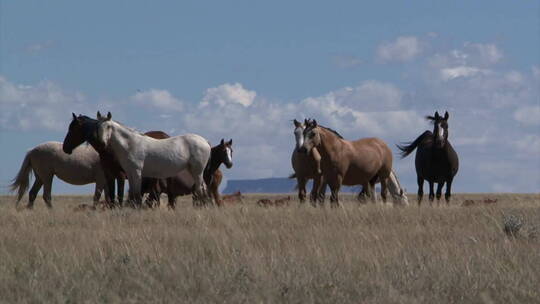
left=223, top=177, right=363, bottom=194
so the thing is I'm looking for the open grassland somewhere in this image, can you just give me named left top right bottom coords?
left=0, top=193, right=539, bottom=303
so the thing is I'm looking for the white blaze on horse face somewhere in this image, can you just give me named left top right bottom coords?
left=437, top=122, right=445, bottom=142
left=294, top=126, right=304, bottom=150
left=225, top=147, right=233, bottom=166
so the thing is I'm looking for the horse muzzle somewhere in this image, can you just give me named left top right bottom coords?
left=297, top=146, right=308, bottom=154
left=225, top=162, right=233, bottom=169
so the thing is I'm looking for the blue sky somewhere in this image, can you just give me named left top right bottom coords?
left=1, top=1, right=539, bottom=195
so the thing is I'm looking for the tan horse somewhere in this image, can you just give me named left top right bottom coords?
left=300, top=120, right=408, bottom=206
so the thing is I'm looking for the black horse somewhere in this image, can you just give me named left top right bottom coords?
left=397, top=111, right=459, bottom=205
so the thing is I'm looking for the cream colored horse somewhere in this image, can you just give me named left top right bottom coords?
left=10, top=142, right=106, bottom=208
left=96, top=112, right=211, bottom=206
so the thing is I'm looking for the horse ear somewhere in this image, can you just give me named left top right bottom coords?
left=312, top=120, right=318, bottom=127
left=304, top=118, right=309, bottom=126
left=435, top=111, right=440, bottom=119
left=97, top=111, right=102, bottom=120
left=72, top=113, right=77, bottom=120
left=293, top=119, right=301, bottom=127
left=228, top=139, right=233, bottom=145
left=106, top=112, right=112, bottom=121
left=220, top=138, right=225, bottom=145
left=444, top=111, right=449, bottom=120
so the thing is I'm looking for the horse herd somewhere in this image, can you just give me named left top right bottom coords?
left=10, top=110, right=459, bottom=209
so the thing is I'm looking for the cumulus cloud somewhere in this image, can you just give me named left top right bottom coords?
left=131, top=89, right=183, bottom=112
left=376, top=36, right=422, bottom=63
left=200, top=83, right=256, bottom=108
left=0, top=76, right=88, bottom=131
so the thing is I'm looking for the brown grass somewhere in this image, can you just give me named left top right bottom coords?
left=0, top=193, right=539, bottom=303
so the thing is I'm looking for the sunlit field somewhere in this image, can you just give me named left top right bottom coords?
left=0, top=193, right=538, bottom=303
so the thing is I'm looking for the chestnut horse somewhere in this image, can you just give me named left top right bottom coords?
left=300, top=120, right=407, bottom=206
left=397, top=111, right=459, bottom=205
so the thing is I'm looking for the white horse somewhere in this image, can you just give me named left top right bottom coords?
left=96, top=112, right=211, bottom=206
left=10, top=142, right=106, bottom=208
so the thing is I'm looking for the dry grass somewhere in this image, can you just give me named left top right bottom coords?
left=0, top=193, right=539, bottom=303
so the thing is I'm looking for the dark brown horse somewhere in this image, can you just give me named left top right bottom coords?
left=397, top=111, right=459, bottom=205
left=143, top=136, right=233, bottom=208
left=63, top=113, right=125, bottom=205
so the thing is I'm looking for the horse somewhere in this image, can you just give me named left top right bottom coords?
left=95, top=111, right=211, bottom=206
left=299, top=119, right=407, bottom=206
left=10, top=142, right=107, bottom=208
left=289, top=119, right=325, bottom=203
left=397, top=111, right=459, bottom=205
left=63, top=113, right=125, bottom=206
left=143, top=138, right=233, bottom=208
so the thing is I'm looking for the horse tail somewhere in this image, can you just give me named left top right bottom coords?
left=10, top=151, right=34, bottom=203
left=396, top=131, right=431, bottom=158
left=387, top=169, right=409, bottom=205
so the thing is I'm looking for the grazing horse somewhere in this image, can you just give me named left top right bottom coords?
left=10, top=142, right=107, bottom=208
left=289, top=119, right=324, bottom=203
left=95, top=112, right=211, bottom=206
left=300, top=120, right=407, bottom=206
left=143, top=138, right=233, bottom=207
left=397, top=111, right=459, bottom=205
left=63, top=113, right=125, bottom=205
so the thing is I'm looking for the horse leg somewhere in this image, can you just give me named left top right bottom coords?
left=127, top=171, right=142, bottom=208
left=297, top=177, right=307, bottom=203
left=309, top=175, right=321, bottom=206
left=117, top=178, right=125, bottom=206
left=27, top=178, right=43, bottom=209
left=318, top=180, right=327, bottom=205
left=329, top=175, right=342, bottom=207
left=428, top=181, right=435, bottom=204
left=417, top=176, right=424, bottom=206
left=93, top=179, right=104, bottom=207
left=188, top=164, right=208, bottom=207
left=445, top=178, right=453, bottom=204
left=42, top=176, right=53, bottom=208
left=436, top=182, right=444, bottom=204
left=368, top=182, right=377, bottom=204
left=380, top=178, right=388, bottom=204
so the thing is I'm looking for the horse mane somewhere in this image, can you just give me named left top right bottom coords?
left=425, top=116, right=437, bottom=124
left=319, top=125, right=344, bottom=139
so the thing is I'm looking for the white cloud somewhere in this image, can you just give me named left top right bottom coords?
left=439, top=66, right=490, bottom=81
left=200, top=83, right=256, bottom=107
left=131, top=89, right=183, bottom=112
left=465, top=43, right=503, bottom=65
left=0, top=76, right=88, bottom=131
left=376, top=36, right=422, bottom=63
left=514, top=105, right=540, bottom=126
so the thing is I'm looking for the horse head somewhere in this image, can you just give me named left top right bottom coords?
left=426, top=111, right=449, bottom=149
left=215, top=138, right=233, bottom=169
left=62, top=113, right=86, bottom=154
left=299, top=119, right=321, bottom=154
left=96, top=111, right=114, bottom=148
left=292, top=119, right=306, bottom=152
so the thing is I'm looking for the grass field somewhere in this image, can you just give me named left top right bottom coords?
left=0, top=193, right=538, bottom=303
